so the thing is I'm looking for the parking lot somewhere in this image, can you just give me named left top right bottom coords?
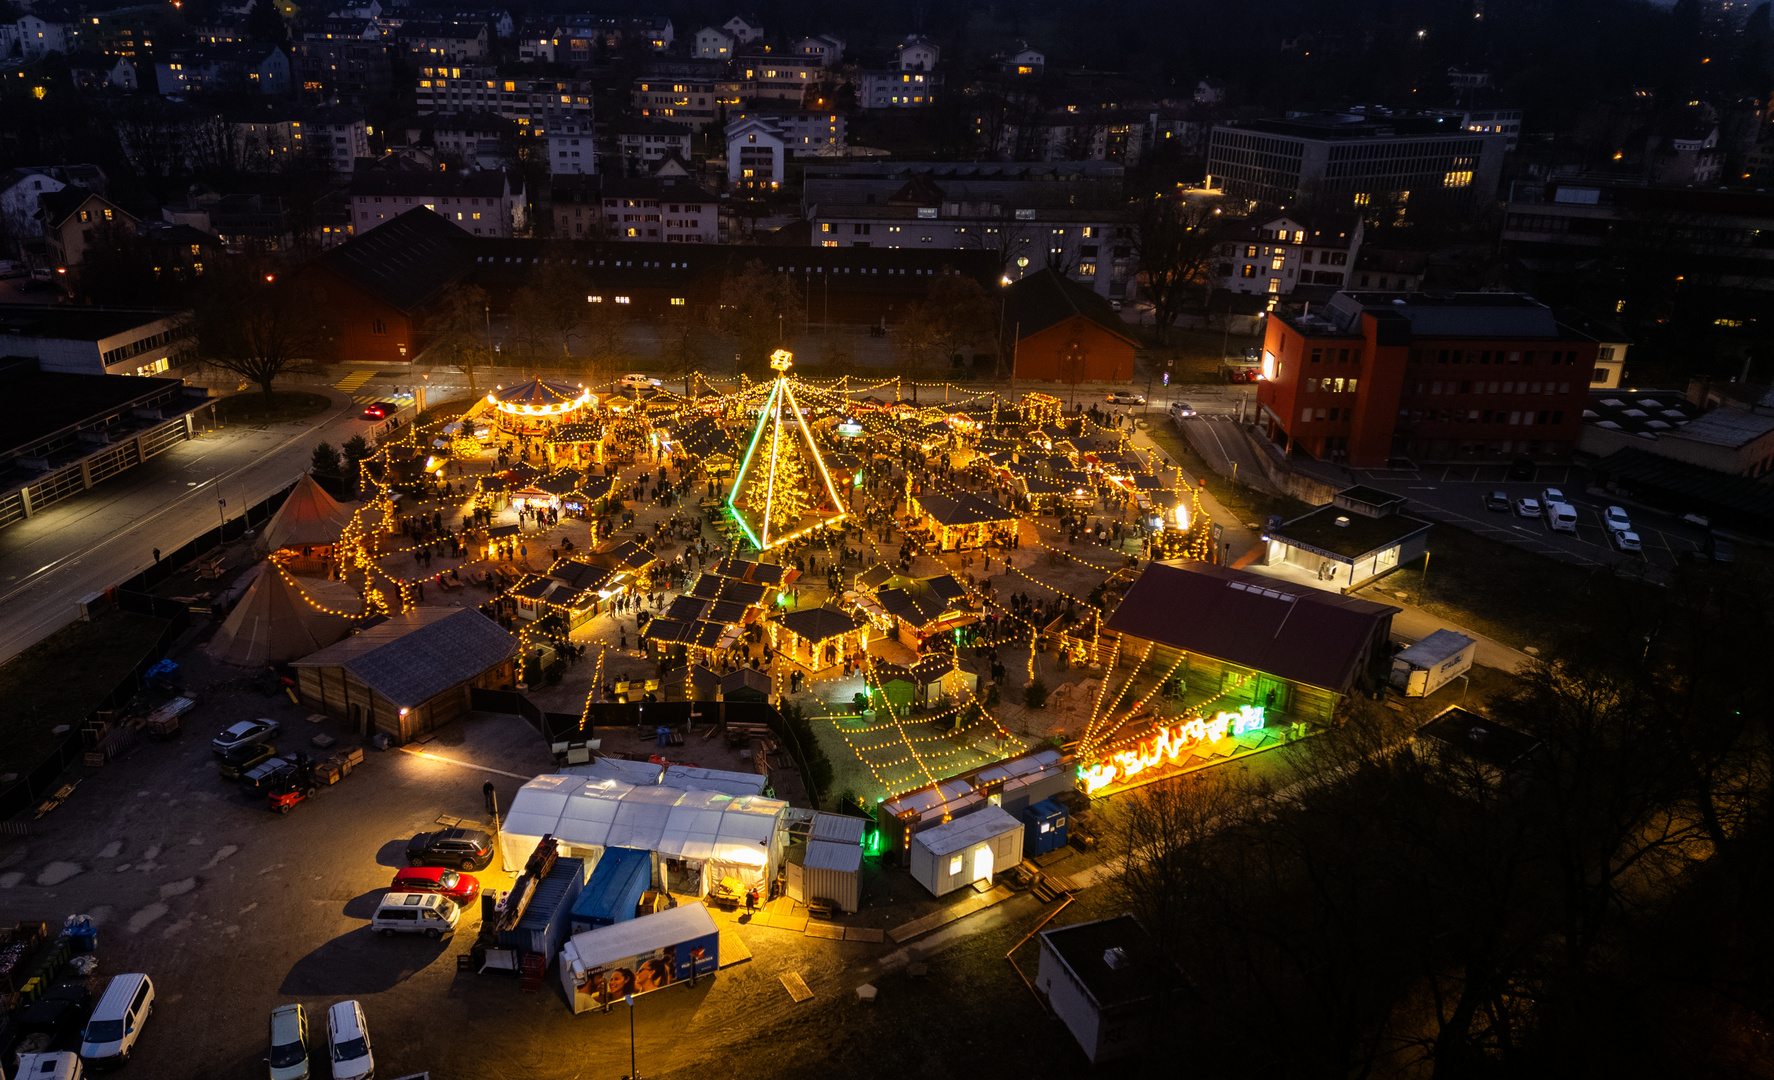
left=1346, top=461, right=1713, bottom=574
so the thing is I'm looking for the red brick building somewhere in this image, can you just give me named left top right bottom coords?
left=1255, top=293, right=1601, bottom=467
left=1003, top=268, right=1138, bottom=384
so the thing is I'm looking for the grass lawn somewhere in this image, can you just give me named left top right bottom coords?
left=410, top=396, right=476, bottom=432
left=214, top=390, right=332, bottom=425
left=1142, top=422, right=1315, bottom=526
left=1134, top=326, right=1264, bottom=384
left=0, top=609, right=170, bottom=776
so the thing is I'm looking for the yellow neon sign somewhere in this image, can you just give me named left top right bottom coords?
left=1080, top=705, right=1266, bottom=795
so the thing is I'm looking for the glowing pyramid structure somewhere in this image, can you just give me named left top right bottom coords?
left=727, top=350, right=847, bottom=550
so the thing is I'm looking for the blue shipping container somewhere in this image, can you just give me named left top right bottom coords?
left=499, top=857, right=586, bottom=961
left=570, top=848, right=653, bottom=933
left=1020, top=799, right=1068, bottom=857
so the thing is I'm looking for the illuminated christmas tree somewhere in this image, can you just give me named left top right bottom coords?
left=728, top=350, right=846, bottom=549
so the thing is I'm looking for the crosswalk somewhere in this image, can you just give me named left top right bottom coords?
left=334, top=370, right=375, bottom=394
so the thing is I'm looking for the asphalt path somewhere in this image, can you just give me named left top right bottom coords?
left=0, top=390, right=376, bottom=661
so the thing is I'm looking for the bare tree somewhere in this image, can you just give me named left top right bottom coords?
left=1134, top=193, right=1226, bottom=345
left=715, top=259, right=804, bottom=376
left=178, top=264, right=335, bottom=396
left=421, top=283, right=492, bottom=394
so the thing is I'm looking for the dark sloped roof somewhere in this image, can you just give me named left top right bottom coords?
left=915, top=490, right=1017, bottom=527
left=309, top=208, right=475, bottom=313
left=1105, top=561, right=1398, bottom=692
left=291, top=606, right=518, bottom=707
left=776, top=606, right=860, bottom=641
left=1003, top=268, right=1138, bottom=346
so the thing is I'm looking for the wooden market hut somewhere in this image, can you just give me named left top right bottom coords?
left=870, top=655, right=979, bottom=712
left=768, top=605, right=867, bottom=679
left=909, top=489, right=1020, bottom=551
left=872, top=573, right=977, bottom=656
left=291, top=606, right=519, bottom=742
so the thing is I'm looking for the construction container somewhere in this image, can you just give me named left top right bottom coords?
left=570, top=848, right=652, bottom=933
left=496, top=857, right=585, bottom=963
left=785, top=840, right=862, bottom=913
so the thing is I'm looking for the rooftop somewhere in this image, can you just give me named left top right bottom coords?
left=1039, top=913, right=1183, bottom=1010
left=0, top=305, right=174, bottom=343
left=1583, top=390, right=1701, bottom=437
left=1417, top=706, right=1540, bottom=771
left=1271, top=503, right=1432, bottom=562
left=1003, top=268, right=1138, bottom=347
left=1222, top=112, right=1499, bottom=141
left=1106, top=561, right=1399, bottom=693
left=290, top=606, right=518, bottom=707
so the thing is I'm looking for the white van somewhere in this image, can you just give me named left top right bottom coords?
left=326, top=1001, right=374, bottom=1080
left=1546, top=502, right=1578, bottom=533
left=16, top=1051, right=84, bottom=1080
left=79, top=974, right=154, bottom=1066
left=371, top=892, right=459, bottom=938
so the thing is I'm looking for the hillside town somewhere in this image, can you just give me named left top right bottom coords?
left=0, top=0, right=1772, bottom=1077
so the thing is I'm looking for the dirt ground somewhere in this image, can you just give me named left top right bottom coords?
left=0, top=642, right=1124, bottom=1080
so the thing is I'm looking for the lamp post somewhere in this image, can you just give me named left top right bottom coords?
left=623, top=993, right=641, bottom=1080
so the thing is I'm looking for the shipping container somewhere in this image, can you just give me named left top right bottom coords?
left=497, top=857, right=585, bottom=961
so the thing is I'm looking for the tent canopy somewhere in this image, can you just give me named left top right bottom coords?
left=502, top=774, right=788, bottom=883
left=205, top=565, right=357, bottom=667
left=256, top=473, right=355, bottom=553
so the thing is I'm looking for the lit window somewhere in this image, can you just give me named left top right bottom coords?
left=948, top=855, right=963, bottom=876
left=670, top=297, right=686, bottom=305
left=587, top=295, right=602, bottom=303
left=615, top=296, right=631, bottom=304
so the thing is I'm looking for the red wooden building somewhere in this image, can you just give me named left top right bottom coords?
left=1002, top=269, right=1138, bottom=384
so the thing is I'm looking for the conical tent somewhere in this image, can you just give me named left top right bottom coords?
left=206, top=566, right=359, bottom=667
left=727, top=350, right=847, bottom=550
left=255, top=474, right=354, bottom=555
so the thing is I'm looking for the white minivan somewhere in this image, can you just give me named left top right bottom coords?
left=371, top=892, right=459, bottom=939
left=326, top=1001, right=374, bottom=1080
left=79, top=974, right=155, bottom=1066
left=1545, top=502, right=1579, bottom=533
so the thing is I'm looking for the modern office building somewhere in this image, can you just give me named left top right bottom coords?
left=1207, top=112, right=1508, bottom=211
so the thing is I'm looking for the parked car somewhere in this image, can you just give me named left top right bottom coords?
left=1507, top=456, right=1536, bottom=481
left=1514, top=497, right=1541, bottom=518
left=325, top=1002, right=373, bottom=1080
left=1602, top=506, right=1632, bottom=533
left=1539, top=486, right=1566, bottom=507
left=17, top=983, right=92, bottom=1050
left=390, top=867, right=481, bottom=908
left=359, top=402, right=395, bottom=421
left=1168, top=401, right=1196, bottom=422
left=618, top=374, right=662, bottom=391
left=267, top=1003, right=309, bottom=1080
left=1681, top=511, right=1711, bottom=528
left=405, top=828, right=495, bottom=871
left=79, top=974, right=154, bottom=1067
left=212, top=719, right=279, bottom=756
left=1484, top=490, right=1511, bottom=512
left=1612, top=529, right=1642, bottom=553
left=1679, top=534, right=1736, bottom=564
left=218, top=742, right=276, bottom=781
left=371, top=892, right=460, bottom=939
left=1104, top=391, right=1145, bottom=405
left=1546, top=502, right=1579, bottom=533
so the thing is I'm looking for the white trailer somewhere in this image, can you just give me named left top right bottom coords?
left=1390, top=629, right=1477, bottom=698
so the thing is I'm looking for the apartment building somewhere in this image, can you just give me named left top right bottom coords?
left=613, top=118, right=691, bottom=175
left=349, top=157, right=524, bottom=237
left=1214, top=208, right=1363, bottom=297
left=416, top=65, right=593, bottom=135
left=631, top=61, right=724, bottom=131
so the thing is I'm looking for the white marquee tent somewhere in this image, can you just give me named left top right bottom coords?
left=501, top=774, right=789, bottom=894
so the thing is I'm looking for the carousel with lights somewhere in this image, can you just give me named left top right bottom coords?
left=725, top=350, right=848, bottom=552
left=480, top=379, right=597, bottom=440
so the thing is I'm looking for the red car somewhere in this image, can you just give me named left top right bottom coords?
left=390, top=866, right=481, bottom=907
left=360, top=402, right=394, bottom=420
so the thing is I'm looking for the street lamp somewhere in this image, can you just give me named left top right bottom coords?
left=623, top=993, right=642, bottom=1080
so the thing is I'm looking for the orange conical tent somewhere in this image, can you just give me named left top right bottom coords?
left=206, top=566, right=360, bottom=667
left=255, top=473, right=354, bottom=555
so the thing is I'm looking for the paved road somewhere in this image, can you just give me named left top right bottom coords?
left=0, top=390, right=376, bottom=661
